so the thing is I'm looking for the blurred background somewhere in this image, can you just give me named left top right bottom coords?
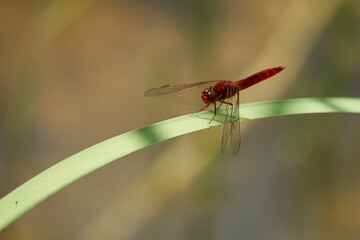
left=1, top=0, right=360, bottom=239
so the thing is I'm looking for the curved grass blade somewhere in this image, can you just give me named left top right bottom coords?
left=1, top=97, right=360, bottom=231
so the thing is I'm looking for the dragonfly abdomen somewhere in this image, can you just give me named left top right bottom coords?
left=237, top=66, right=285, bottom=90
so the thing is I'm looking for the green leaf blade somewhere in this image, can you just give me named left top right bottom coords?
left=1, top=97, right=360, bottom=231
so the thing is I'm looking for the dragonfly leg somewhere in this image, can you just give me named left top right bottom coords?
left=198, top=103, right=210, bottom=112
left=219, top=100, right=234, bottom=123
left=219, top=100, right=233, bottom=107
left=198, top=102, right=218, bottom=124
left=209, top=102, right=217, bottom=124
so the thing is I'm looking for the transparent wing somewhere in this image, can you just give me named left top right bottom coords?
left=221, top=88, right=233, bottom=154
left=230, top=91, right=241, bottom=155
left=144, top=80, right=222, bottom=106
left=221, top=89, right=241, bottom=155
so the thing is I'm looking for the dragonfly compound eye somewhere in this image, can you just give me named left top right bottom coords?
left=201, top=88, right=216, bottom=104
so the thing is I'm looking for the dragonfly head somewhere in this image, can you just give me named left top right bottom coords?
left=201, top=87, right=216, bottom=104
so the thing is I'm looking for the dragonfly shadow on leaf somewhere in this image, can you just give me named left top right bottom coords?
left=191, top=108, right=240, bottom=127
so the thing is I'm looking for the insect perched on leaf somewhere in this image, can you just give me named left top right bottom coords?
left=145, top=66, right=285, bottom=155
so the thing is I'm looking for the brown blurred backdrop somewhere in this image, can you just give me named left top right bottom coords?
left=1, top=0, right=360, bottom=239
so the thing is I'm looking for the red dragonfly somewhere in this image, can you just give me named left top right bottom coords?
left=145, top=66, right=285, bottom=155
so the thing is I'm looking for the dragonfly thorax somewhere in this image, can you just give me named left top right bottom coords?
left=201, top=81, right=236, bottom=105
